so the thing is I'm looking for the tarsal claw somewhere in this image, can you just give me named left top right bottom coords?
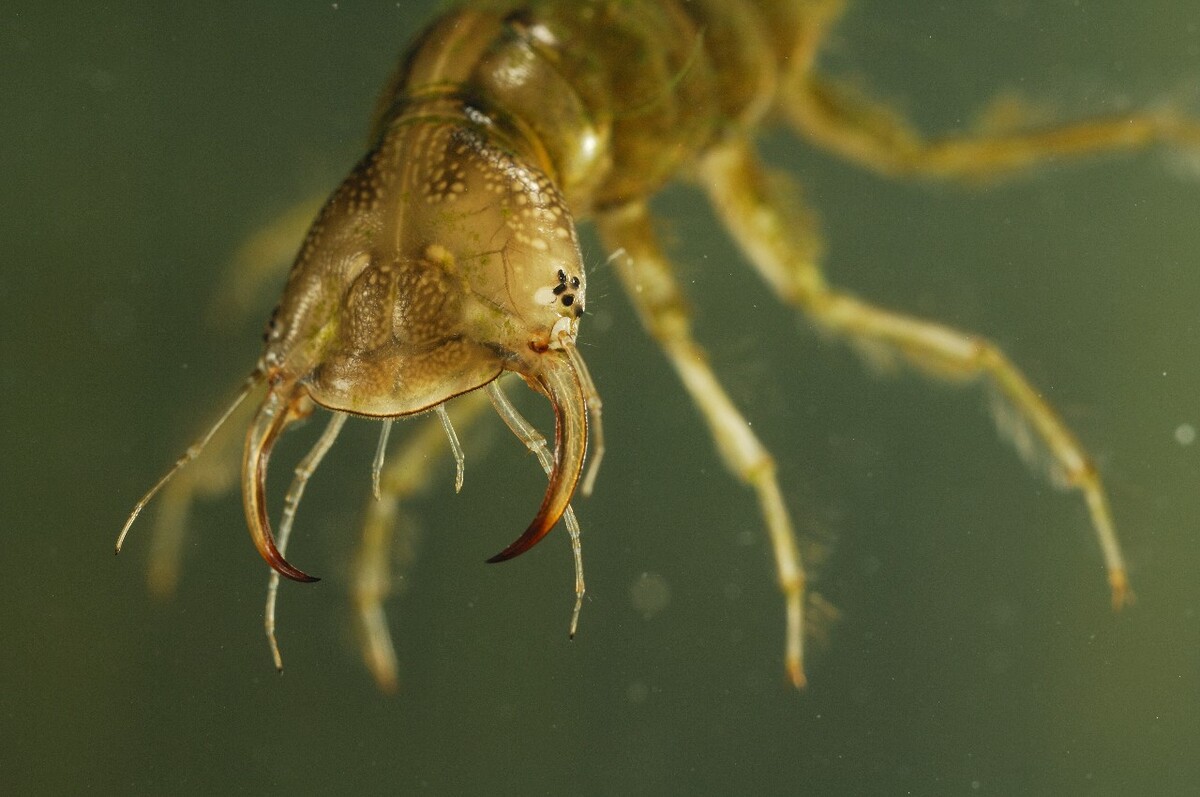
left=487, top=351, right=588, bottom=563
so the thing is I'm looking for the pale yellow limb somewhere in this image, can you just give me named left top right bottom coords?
left=565, top=342, right=606, bottom=498
left=207, top=195, right=329, bottom=324
left=436, top=404, right=466, bottom=494
left=780, top=62, right=1200, bottom=183
left=353, top=390, right=491, bottom=693
left=371, top=420, right=394, bottom=501
left=596, top=202, right=808, bottom=688
left=264, top=411, right=348, bottom=672
left=117, top=376, right=265, bottom=598
left=699, top=137, right=1130, bottom=609
left=143, top=408, right=246, bottom=598
left=141, top=195, right=327, bottom=593
left=485, top=380, right=587, bottom=638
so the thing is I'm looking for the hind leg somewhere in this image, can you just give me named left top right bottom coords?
left=699, top=137, right=1130, bottom=607
left=778, top=10, right=1200, bottom=182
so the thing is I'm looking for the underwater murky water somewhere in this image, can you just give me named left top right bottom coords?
left=3, top=2, right=1199, bottom=793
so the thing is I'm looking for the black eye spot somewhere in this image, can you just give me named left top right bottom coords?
left=552, top=283, right=567, bottom=295
left=557, top=269, right=567, bottom=284
left=570, top=276, right=580, bottom=288
left=561, top=294, right=574, bottom=307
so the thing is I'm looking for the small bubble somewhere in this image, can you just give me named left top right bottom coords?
left=86, top=69, right=115, bottom=93
left=1175, top=423, right=1195, bottom=446
left=629, top=572, right=670, bottom=620
left=626, top=681, right=649, bottom=704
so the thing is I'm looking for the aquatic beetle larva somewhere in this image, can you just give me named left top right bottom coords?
left=119, top=0, right=1200, bottom=690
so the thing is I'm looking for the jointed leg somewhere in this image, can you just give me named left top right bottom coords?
left=264, top=411, right=349, bottom=672
left=134, top=197, right=327, bottom=594
left=435, top=404, right=466, bottom=494
left=116, top=376, right=264, bottom=596
left=779, top=7, right=1200, bottom=182
left=208, top=195, right=329, bottom=322
left=144, top=416, right=243, bottom=598
left=486, top=380, right=587, bottom=638
left=596, top=202, right=809, bottom=688
left=353, top=390, right=491, bottom=692
left=699, top=137, right=1130, bottom=607
left=371, top=420, right=394, bottom=500
left=566, top=342, right=606, bottom=498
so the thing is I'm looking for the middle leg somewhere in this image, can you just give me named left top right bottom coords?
left=596, top=201, right=809, bottom=688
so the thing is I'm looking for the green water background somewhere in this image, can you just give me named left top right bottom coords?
left=3, top=1, right=1199, bottom=793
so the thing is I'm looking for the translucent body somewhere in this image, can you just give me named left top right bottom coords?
left=240, top=0, right=800, bottom=581
left=119, top=0, right=1200, bottom=688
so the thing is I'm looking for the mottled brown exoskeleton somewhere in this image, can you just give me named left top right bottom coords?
left=120, top=0, right=1200, bottom=690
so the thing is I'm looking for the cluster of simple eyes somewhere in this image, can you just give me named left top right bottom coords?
left=553, top=268, right=581, bottom=309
